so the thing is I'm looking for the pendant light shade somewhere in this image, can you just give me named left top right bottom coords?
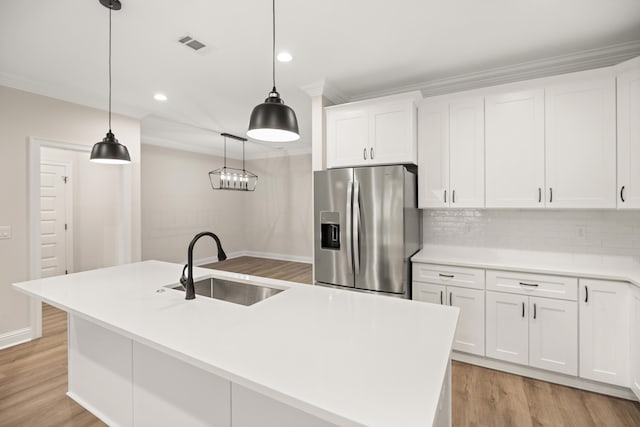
left=90, top=131, right=131, bottom=164
left=247, top=0, right=300, bottom=142
left=90, top=0, right=130, bottom=164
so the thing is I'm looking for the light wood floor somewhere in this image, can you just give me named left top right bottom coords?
left=1, top=258, right=639, bottom=427
left=202, top=256, right=313, bottom=284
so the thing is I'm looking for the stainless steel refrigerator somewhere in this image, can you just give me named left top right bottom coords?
left=314, top=165, right=420, bottom=298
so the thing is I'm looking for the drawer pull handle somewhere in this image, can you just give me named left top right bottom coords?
left=440, top=290, right=443, bottom=305
left=439, top=273, right=455, bottom=278
left=519, top=282, right=539, bottom=287
left=585, top=285, right=588, bottom=303
left=444, top=189, right=447, bottom=204
left=621, top=186, right=625, bottom=203
left=549, top=187, right=553, bottom=203
left=538, top=187, right=542, bottom=203
left=522, top=302, right=525, bottom=318
left=533, top=303, right=537, bottom=319
left=363, top=148, right=367, bottom=160
left=452, top=190, right=456, bottom=204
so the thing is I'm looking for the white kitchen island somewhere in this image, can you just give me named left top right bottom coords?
left=13, top=261, right=459, bottom=427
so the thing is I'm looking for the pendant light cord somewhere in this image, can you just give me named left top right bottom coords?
left=272, top=0, right=276, bottom=91
left=108, top=6, right=112, bottom=132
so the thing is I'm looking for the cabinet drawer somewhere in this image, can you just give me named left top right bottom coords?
left=412, top=263, right=485, bottom=290
left=486, top=270, right=577, bottom=301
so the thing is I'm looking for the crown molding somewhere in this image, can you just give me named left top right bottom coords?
left=300, top=80, right=348, bottom=104
left=0, top=71, right=147, bottom=119
left=141, top=135, right=311, bottom=161
left=350, top=40, right=640, bottom=100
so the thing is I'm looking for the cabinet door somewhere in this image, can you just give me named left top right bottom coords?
left=449, top=97, right=485, bottom=208
left=412, top=282, right=446, bottom=305
left=630, top=287, right=640, bottom=400
left=617, top=67, right=640, bottom=209
left=545, top=76, right=616, bottom=208
left=486, top=291, right=528, bottom=365
left=448, top=286, right=485, bottom=356
left=326, top=108, right=369, bottom=168
left=579, top=279, right=630, bottom=386
left=485, top=89, right=545, bottom=208
left=369, top=100, right=417, bottom=165
left=529, top=297, right=577, bottom=375
left=418, top=100, right=449, bottom=208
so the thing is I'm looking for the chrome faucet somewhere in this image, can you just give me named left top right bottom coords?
left=180, top=232, right=227, bottom=300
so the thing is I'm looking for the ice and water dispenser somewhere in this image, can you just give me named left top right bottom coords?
left=320, top=212, right=340, bottom=250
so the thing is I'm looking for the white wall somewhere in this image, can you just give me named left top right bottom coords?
left=0, top=85, right=141, bottom=341
left=141, top=146, right=312, bottom=264
left=423, top=209, right=640, bottom=257
left=244, top=154, right=313, bottom=261
left=141, top=145, right=247, bottom=263
left=40, top=147, right=123, bottom=271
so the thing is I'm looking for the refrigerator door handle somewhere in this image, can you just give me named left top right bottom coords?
left=353, top=180, right=361, bottom=276
left=346, top=181, right=354, bottom=276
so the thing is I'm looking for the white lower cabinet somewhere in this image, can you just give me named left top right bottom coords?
left=413, top=281, right=485, bottom=356
left=486, top=292, right=577, bottom=375
left=631, top=286, right=640, bottom=400
left=580, top=279, right=630, bottom=387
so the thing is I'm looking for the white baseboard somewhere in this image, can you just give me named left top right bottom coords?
left=452, top=351, right=638, bottom=401
left=194, top=251, right=312, bottom=266
left=0, top=327, right=33, bottom=350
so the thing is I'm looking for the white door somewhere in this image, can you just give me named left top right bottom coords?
left=579, top=279, right=630, bottom=386
left=369, top=100, right=416, bottom=165
left=448, top=286, right=485, bottom=356
left=529, top=297, right=577, bottom=376
left=412, top=282, right=446, bottom=306
left=617, top=67, right=640, bottom=209
left=486, top=291, right=528, bottom=365
left=418, top=100, right=449, bottom=208
left=40, top=163, right=71, bottom=278
left=545, top=76, right=616, bottom=208
left=325, top=108, right=369, bottom=168
left=630, top=287, right=640, bottom=400
left=485, top=89, right=545, bottom=208
left=448, top=97, right=485, bottom=208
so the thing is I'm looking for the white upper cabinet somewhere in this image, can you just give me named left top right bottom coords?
left=617, top=64, right=640, bottom=209
left=326, top=92, right=420, bottom=168
left=545, top=74, right=617, bottom=208
left=579, top=279, right=630, bottom=387
left=485, top=89, right=545, bottom=208
left=449, top=97, right=485, bottom=208
left=418, top=96, right=484, bottom=208
left=418, top=100, right=449, bottom=208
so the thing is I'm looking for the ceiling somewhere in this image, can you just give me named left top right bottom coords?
left=1, top=0, right=640, bottom=159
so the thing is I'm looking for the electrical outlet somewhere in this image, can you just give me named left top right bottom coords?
left=576, top=226, right=586, bottom=240
left=0, top=225, right=11, bottom=240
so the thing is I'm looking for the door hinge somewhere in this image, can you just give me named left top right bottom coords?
left=62, top=176, right=69, bottom=184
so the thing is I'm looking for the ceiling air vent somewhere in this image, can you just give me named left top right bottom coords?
left=178, top=35, right=206, bottom=51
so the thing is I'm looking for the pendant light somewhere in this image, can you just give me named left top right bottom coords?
left=247, top=0, right=300, bottom=142
left=209, top=133, right=258, bottom=191
left=90, top=0, right=131, bottom=164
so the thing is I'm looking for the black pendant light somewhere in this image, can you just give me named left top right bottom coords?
left=90, top=0, right=131, bottom=164
left=247, top=0, right=300, bottom=142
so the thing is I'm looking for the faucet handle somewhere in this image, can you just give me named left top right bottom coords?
left=179, top=263, right=188, bottom=289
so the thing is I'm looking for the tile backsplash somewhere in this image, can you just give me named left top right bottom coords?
left=423, top=210, right=640, bottom=257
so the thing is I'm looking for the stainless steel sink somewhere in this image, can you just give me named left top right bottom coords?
left=171, top=277, right=284, bottom=306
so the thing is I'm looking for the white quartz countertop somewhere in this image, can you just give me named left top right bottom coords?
left=14, top=261, right=459, bottom=427
left=412, top=245, right=640, bottom=287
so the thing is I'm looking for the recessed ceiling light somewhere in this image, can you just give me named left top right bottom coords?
left=277, top=52, right=292, bottom=63
left=154, top=93, right=168, bottom=101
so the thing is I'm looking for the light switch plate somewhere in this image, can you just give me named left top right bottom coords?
left=0, top=226, right=12, bottom=240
